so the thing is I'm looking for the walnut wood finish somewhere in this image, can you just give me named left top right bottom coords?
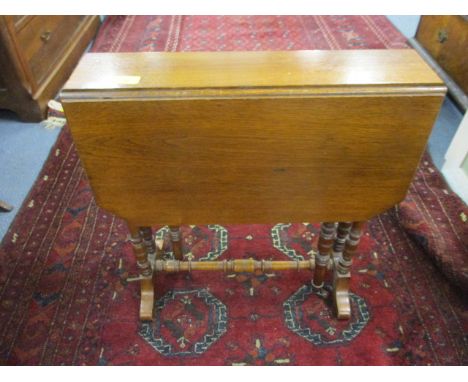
left=416, top=16, right=468, bottom=95
left=333, top=221, right=364, bottom=319
left=153, top=258, right=316, bottom=273
left=61, top=50, right=445, bottom=321
left=63, top=50, right=444, bottom=91
left=61, top=50, right=445, bottom=225
left=0, top=16, right=100, bottom=121
left=128, top=224, right=154, bottom=320
left=169, top=225, right=183, bottom=260
left=333, top=222, right=353, bottom=259
left=139, top=226, right=157, bottom=262
left=312, top=222, right=336, bottom=288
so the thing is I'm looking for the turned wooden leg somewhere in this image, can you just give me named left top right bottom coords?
left=312, top=222, right=336, bottom=288
left=128, top=224, right=154, bottom=321
left=333, top=221, right=364, bottom=320
left=169, top=225, right=183, bottom=260
left=139, top=226, right=159, bottom=265
left=332, top=222, right=352, bottom=260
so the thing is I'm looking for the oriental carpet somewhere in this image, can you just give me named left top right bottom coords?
left=0, top=16, right=467, bottom=365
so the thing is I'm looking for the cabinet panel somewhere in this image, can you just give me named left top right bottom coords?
left=416, top=16, right=468, bottom=94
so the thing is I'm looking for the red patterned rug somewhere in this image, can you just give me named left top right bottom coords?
left=1, top=16, right=467, bottom=366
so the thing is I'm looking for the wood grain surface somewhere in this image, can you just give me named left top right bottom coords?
left=63, top=50, right=443, bottom=92
left=61, top=50, right=445, bottom=226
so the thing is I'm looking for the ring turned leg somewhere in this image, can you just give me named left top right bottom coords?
left=333, top=221, right=364, bottom=320
left=128, top=224, right=154, bottom=321
left=139, top=226, right=159, bottom=266
left=312, top=222, right=336, bottom=288
left=169, top=225, right=183, bottom=260
left=332, top=222, right=352, bottom=260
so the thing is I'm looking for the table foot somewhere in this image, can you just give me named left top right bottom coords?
left=140, top=277, right=155, bottom=321
left=333, top=264, right=351, bottom=319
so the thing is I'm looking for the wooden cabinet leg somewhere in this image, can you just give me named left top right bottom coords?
left=169, top=225, right=183, bottom=260
left=128, top=224, right=154, bottom=321
left=333, top=221, right=364, bottom=320
left=312, top=222, right=336, bottom=288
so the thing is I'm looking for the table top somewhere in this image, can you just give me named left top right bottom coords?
left=62, top=50, right=444, bottom=99
left=61, top=49, right=446, bottom=224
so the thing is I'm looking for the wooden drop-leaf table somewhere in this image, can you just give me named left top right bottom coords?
left=60, top=50, right=445, bottom=321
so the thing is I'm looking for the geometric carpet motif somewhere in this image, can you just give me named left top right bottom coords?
left=284, top=285, right=370, bottom=346
left=271, top=223, right=318, bottom=260
left=139, top=289, right=227, bottom=356
left=1, top=16, right=467, bottom=365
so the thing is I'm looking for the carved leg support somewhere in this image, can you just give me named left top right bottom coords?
left=169, top=225, right=183, bottom=260
left=128, top=224, right=154, bottom=321
left=312, top=222, right=336, bottom=288
left=333, top=221, right=364, bottom=320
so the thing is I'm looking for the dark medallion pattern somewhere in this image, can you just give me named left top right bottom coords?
left=140, top=289, right=228, bottom=356
left=284, top=284, right=370, bottom=346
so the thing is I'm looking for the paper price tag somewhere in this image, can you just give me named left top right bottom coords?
left=115, top=75, right=141, bottom=85
left=87, top=75, right=142, bottom=88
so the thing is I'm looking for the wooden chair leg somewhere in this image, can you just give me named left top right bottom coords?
left=128, top=223, right=154, bottom=321
left=312, top=222, right=336, bottom=288
left=169, top=225, right=183, bottom=260
left=333, top=221, right=364, bottom=320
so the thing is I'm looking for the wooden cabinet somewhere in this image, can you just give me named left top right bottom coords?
left=411, top=16, right=468, bottom=111
left=0, top=16, right=100, bottom=122
left=416, top=16, right=467, bottom=95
